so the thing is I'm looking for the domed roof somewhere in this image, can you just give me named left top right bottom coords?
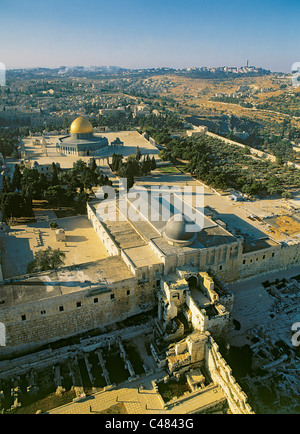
left=164, top=214, right=197, bottom=244
left=70, top=117, right=93, bottom=134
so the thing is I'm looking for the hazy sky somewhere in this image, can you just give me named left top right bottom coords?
left=1, top=0, right=299, bottom=72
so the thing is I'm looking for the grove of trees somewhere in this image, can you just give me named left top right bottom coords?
left=111, top=149, right=156, bottom=189
left=159, top=135, right=300, bottom=197
left=0, top=158, right=112, bottom=222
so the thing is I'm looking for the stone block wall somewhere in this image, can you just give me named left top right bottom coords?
left=186, top=332, right=208, bottom=363
left=161, top=240, right=246, bottom=282
left=87, top=203, right=120, bottom=256
left=210, top=242, right=300, bottom=283
left=185, top=293, right=207, bottom=332
left=238, top=243, right=300, bottom=280
left=0, top=278, right=156, bottom=356
left=207, top=311, right=230, bottom=341
left=205, top=334, right=254, bottom=414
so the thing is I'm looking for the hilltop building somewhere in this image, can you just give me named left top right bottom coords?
left=0, top=191, right=256, bottom=414
left=186, top=125, right=208, bottom=137
left=1, top=186, right=298, bottom=357
left=0, top=141, right=299, bottom=413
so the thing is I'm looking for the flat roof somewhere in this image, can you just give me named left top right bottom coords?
left=196, top=226, right=237, bottom=248
left=59, top=135, right=108, bottom=147
left=0, top=256, right=134, bottom=308
left=124, top=245, right=162, bottom=269
left=1, top=216, right=109, bottom=279
left=243, top=238, right=278, bottom=254
left=126, top=190, right=216, bottom=236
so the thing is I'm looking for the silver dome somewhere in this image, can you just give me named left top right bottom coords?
left=163, top=215, right=197, bottom=245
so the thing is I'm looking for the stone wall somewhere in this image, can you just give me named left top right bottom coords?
left=185, top=293, right=207, bottom=332
left=0, top=277, right=156, bottom=357
left=87, top=203, right=120, bottom=256
left=199, top=272, right=218, bottom=302
left=161, top=240, right=244, bottom=282
left=120, top=250, right=137, bottom=276
left=207, top=309, right=230, bottom=341
left=206, top=335, right=254, bottom=414
left=186, top=332, right=208, bottom=364
left=238, top=243, right=300, bottom=280
left=204, top=241, right=300, bottom=283
left=185, top=293, right=229, bottom=341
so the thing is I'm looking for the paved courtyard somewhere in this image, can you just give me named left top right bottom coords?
left=21, top=130, right=160, bottom=170
left=226, top=265, right=300, bottom=346
left=0, top=216, right=109, bottom=278
left=48, top=371, right=225, bottom=415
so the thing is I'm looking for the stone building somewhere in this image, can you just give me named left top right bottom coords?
left=152, top=330, right=254, bottom=414
left=55, top=228, right=66, bottom=242
left=1, top=180, right=299, bottom=414
left=186, top=125, right=208, bottom=137
left=0, top=187, right=299, bottom=358
left=24, top=160, right=60, bottom=176
left=157, top=270, right=233, bottom=342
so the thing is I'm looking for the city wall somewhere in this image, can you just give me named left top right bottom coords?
left=185, top=293, right=207, bottom=332
left=238, top=242, right=300, bottom=280
left=0, top=277, right=156, bottom=358
left=205, top=335, right=254, bottom=414
left=87, top=203, right=120, bottom=256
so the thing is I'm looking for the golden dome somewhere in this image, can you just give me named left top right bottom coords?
left=70, top=117, right=93, bottom=134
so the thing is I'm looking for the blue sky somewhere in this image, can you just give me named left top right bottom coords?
left=0, top=0, right=299, bottom=71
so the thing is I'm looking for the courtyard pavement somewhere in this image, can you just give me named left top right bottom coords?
left=48, top=371, right=225, bottom=415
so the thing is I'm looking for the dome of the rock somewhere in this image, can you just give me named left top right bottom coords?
left=70, top=117, right=93, bottom=134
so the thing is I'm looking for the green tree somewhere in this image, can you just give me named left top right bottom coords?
left=44, top=185, right=65, bottom=205
left=76, top=191, right=89, bottom=214
left=151, top=156, right=157, bottom=170
left=27, top=247, right=66, bottom=273
left=136, top=146, right=141, bottom=161
left=11, top=165, right=22, bottom=191
left=91, top=157, right=97, bottom=172
left=111, top=153, right=123, bottom=172
left=282, top=191, right=292, bottom=199
left=51, top=162, right=59, bottom=186
left=118, top=165, right=134, bottom=190
left=0, top=192, right=32, bottom=222
left=73, top=159, right=87, bottom=174
left=2, top=176, right=12, bottom=193
left=141, top=155, right=151, bottom=175
left=126, top=155, right=141, bottom=178
left=21, top=168, right=41, bottom=199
